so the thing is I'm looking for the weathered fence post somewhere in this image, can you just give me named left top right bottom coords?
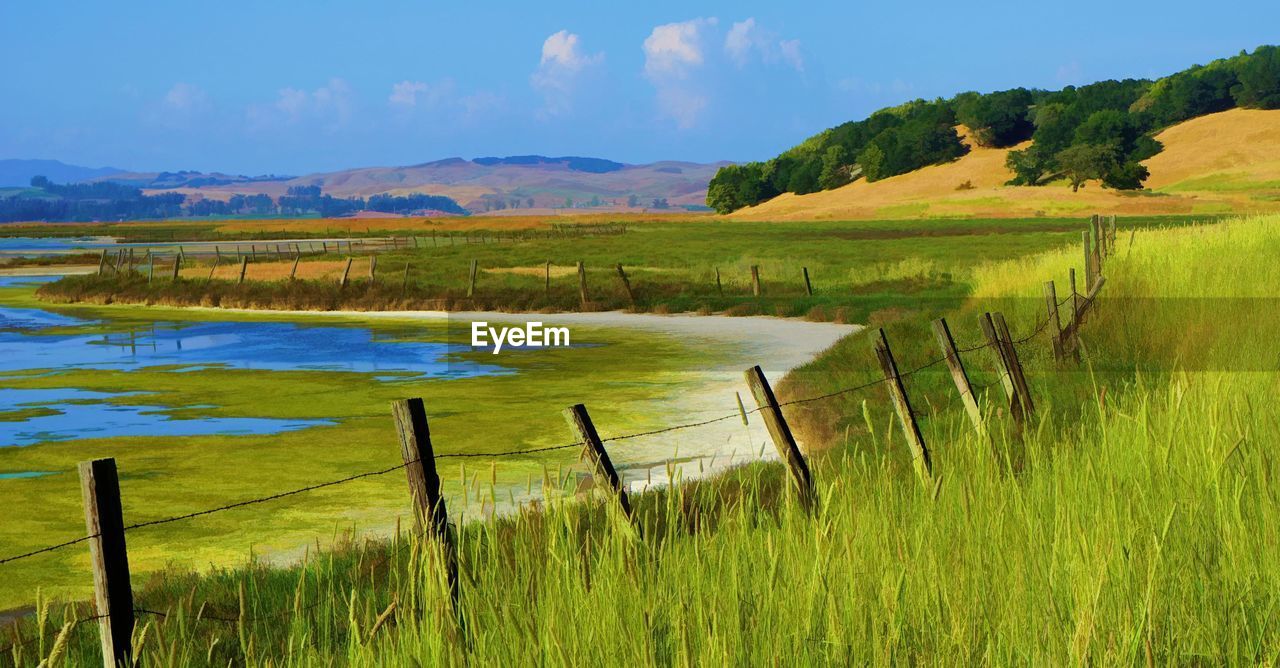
left=544, top=260, right=551, bottom=298
left=97, top=249, right=108, bottom=276
left=563, top=404, right=635, bottom=522
left=79, top=458, right=135, bottom=668
left=615, top=263, right=636, bottom=307
left=743, top=365, right=816, bottom=509
left=1069, top=268, right=1081, bottom=322
left=1082, top=231, right=1096, bottom=290
left=993, top=313, right=1035, bottom=418
left=715, top=267, right=723, bottom=297
left=467, top=259, right=478, bottom=298
left=931, top=318, right=985, bottom=438
left=390, top=399, right=459, bottom=616
left=802, top=267, right=813, bottom=296
left=207, top=257, right=219, bottom=282
left=369, top=255, right=378, bottom=286
left=147, top=258, right=155, bottom=283
left=400, top=262, right=410, bottom=295
left=872, top=329, right=933, bottom=482
left=171, top=254, right=181, bottom=281
left=577, top=261, right=588, bottom=307
left=750, top=265, right=762, bottom=296
left=238, top=257, right=249, bottom=284
left=1044, top=280, right=1065, bottom=362
left=290, top=253, right=300, bottom=281
left=980, top=312, right=1023, bottom=426
left=339, top=258, right=353, bottom=288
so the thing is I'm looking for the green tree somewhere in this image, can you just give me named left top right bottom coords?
left=955, top=88, right=1035, bottom=147
left=1102, top=161, right=1150, bottom=190
left=818, top=145, right=852, bottom=190
left=857, top=144, right=886, bottom=182
left=1056, top=144, right=1115, bottom=192
left=1004, top=145, right=1054, bottom=186
left=1233, top=45, right=1280, bottom=109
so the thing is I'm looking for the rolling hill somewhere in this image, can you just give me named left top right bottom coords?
left=728, top=109, right=1280, bottom=221
left=106, top=156, right=726, bottom=213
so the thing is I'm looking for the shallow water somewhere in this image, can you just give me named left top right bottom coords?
left=0, top=276, right=506, bottom=447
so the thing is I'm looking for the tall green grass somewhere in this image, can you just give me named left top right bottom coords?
left=7, top=214, right=1278, bottom=665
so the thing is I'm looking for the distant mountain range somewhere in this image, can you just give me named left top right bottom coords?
left=0, top=159, right=124, bottom=188
left=1, top=155, right=728, bottom=213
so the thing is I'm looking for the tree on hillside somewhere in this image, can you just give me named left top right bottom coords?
left=857, top=144, right=886, bottom=182
left=818, top=145, right=852, bottom=190
left=955, top=88, right=1035, bottom=147
left=1102, top=160, right=1150, bottom=190
left=1056, top=144, right=1115, bottom=192
left=706, top=163, right=771, bottom=214
left=1004, top=145, right=1054, bottom=186
left=1233, top=45, right=1280, bottom=109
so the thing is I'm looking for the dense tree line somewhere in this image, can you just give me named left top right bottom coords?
left=0, top=180, right=468, bottom=222
left=708, top=45, right=1280, bottom=213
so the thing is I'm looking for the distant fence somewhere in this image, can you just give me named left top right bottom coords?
left=1, top=215, right=1119, bottom=666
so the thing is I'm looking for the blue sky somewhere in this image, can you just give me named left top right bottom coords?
left=2, top=0, right=1277, bottom=175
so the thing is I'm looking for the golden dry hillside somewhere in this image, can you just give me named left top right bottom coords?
left=730, top=109, right=1280, bottom=221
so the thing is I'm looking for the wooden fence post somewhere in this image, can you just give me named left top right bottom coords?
left=931, top=318, right=985, bottom=438
left=715, top=267, right=723, bottom=297
left=207, top=257, right=219, bottom=282
left=1082, top=231, right=1095, bottom=290
left=339, top=258, right=353, bottom=288
left=97, top=249, right=108, bottom=276
left=369, top=255, right=378, bottom=285
left=171, top=254, right=181, bottom=281
left=238, top=256, right=249, bottom=284
left=992, top=313, right=1035, bottom=418
left=1044, top=280, right=1065, bottom=362
left=980, top=312, right=1023, bottom=426
left=872, top=329, right=933, bottom=481
left=79, top=458, right=135, bottom=668
left=400, top=262, right=410, bottom=295
left=1069, top=268, right=1080, bottom=322
left=562, top=404, right=634, bottom=522
left=467, top=259, right=478, bottom=298
left=615, top=264, right=636, bottom=307
left=390, top=399, right=459, bottom=614
left=577, top=261, right=588, bottom=307
left=147, top=258, right=155, bottom=283
left=750, top=265, right=762, bottom=296
left=290, top=253, right=300, bottom=281
left=743, top=365, right=816, bottom=509
left=544, top=260, right=551, bottom=298
left=802, top=267, right=813, bottom=296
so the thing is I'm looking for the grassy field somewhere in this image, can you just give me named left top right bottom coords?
left=37, top=215, right=1216, bottom=324
left=6, top=212, right=1277, bottom=665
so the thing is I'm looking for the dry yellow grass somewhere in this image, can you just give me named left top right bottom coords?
left=730, top=112, right=1280, bottom=221
left=1144, top=108, right=1280, bottom=191
left=180, top=258, right=362, bottom=282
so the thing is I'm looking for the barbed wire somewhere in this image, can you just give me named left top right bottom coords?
left=0, top=614, right=105, bottom=657
left=0, top=534, right=98, bottom=567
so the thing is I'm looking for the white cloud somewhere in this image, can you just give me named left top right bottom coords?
left=723, top=18, right=803, bottom=71
left=389, top=80, right=430, bottom=108
left=531, top=30, right=603, bottom=117
left=643, top=18, right=715, bottom=78
left=643, top=18, right=717, bottom=128
left=778, top=39, right=804, bottom=72
left=162, top=82, right=209, bottom=112
left=249, top=78, right=354, bottom=130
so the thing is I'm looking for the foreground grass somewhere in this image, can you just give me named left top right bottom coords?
left=6, top=214, right=1277, bottom=665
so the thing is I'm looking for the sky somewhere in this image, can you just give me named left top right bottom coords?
left=2, top=0, right=1278, bottom=175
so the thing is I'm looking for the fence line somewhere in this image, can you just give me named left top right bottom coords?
left=3, top=214, right=1116, bottom=665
